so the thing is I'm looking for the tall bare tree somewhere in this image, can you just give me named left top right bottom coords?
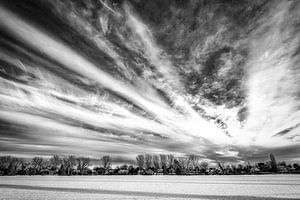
left=50, top=155, right=61, bottom=171
left=145, top=154, right=153, bottom=169
left=32, top=157, right=43, bottom=172
left=270, top=153, right=278, bottom=172
left=153, top=155, right=160, bottom=169
left=217, top=161, right=225, bottom=174
left=136, top=154, right=145, bottom=169
left=0, top=156, right=23, bottom=175
left=177, top=157, right=189, bottom=174
left=159, top=154, right=168, bottom=171
left=0, top=156, right=11, bottom=172
left=12, top=157, right=23, bottom=173
left=63, top=156, right=76, bottom=175
left=188, top=154, right=199, bottom=169
left=200, top=161, right=208, bottom=173
left=77, top=157, right=90, bottom=175
left=167, top=154, right=175, bottom=169
left=101, top=155, right=112, bottom=171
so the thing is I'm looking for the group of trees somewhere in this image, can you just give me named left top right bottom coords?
left=0, top=155, right=110, bottom=176
left=135, top=154, right=210, bottom=175
left=253, top=153, right=300, bottom=174
left=134, top=153, right=300, bottom=175
left=1, top=153, right=300, bottom=176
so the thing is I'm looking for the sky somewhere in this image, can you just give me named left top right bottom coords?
left=0, top=0, right=299, bottom=164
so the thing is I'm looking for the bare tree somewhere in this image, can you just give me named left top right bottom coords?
left=153, top=155, right=160, bottom=169
left=101, top=155, right=112, bottom=171
left=0, top=156, right=23, bottom=175
left=12, top=157, right=23, bottom=172
left=200, top=162, right=208, bottom=173
left=167, top=154, right=175, bottom=169
left=63, top=156, right=76, bottom=175
left=188, top=154, right=199, bottom=169
left=0, top=156, right=11, bottom=172
left=42, top=160, right=50, bottom=170
left=50, top=155, right=61, bottom=171
left=217, top=161, right=225, bottom=174
left=177, top=157, right=189, bottom=174
left=32, top=157, right=43, bottom=172
left=270, top=153, right=278, bottom=172
left=77, top=157, right=90, bottom=175
left=136, top=154, right=145, bottom=169
left=159, top=154, right=168, bottom=171
left=145, top=154, right=153, bottom=169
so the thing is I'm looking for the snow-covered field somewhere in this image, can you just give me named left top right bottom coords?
left=0, top=175, right=300, bottom=199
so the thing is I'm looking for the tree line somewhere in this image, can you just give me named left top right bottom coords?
left=0, top=155, right=108, bottom=176
left=0, top=153, right=299, bottom=176
left=134, top=153, right=300, bottom=175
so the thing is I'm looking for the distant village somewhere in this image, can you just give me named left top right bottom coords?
left=0, top=153, right=299, bottom=176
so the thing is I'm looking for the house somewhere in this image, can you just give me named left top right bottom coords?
left=156, top=169, right=163, bottom=175
left=168, top=168, right=176, bottom=175
left=250, top=167, right=260, bottom=174
left=208, top=167, right=222, bottom=175
left=40, top=169, right=50, bottom=175
left=118, top=169, right=129, bottom=175
left=277, top=166, right=288, bottom=173
left=145, top=169, right=155, bottom=175
left=48, top=171, right=55, bottom=175
left=105, top=169, right=115, bottom=175
left=287, top=166, right=295, bottom=172
left=138, top=169, right=145, bottom=175
left=186, top=168, right=196, bottom=175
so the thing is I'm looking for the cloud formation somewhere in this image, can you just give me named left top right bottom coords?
left=0, top=0, right=299, bottom=163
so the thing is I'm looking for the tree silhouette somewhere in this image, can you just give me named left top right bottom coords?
left=145, top=154, right=153, bottom=169
left=32, top=157, right=43, bottom=173
left=270, top=153, right=278, bottom=172
left=167, top=154, right=175, bottom=169
left=63, top=156, right=76, bottom=175
left=153, top=155, right=160, bottom=169
left=159, top=154, right=168, bottom=172
left=101, top=155, right=112, bottom=171
left=217, top=161, right=225, bottom=174
left=50, top=155, right=61, bottom=172
left=77, top=157, right=90, bottom=175
left=136, top=154, right=145, bottom=170
left=200, top=161, right=208, bottom=173
left=188, top=154, right=199, bottom=170
left=0, top=156, right=23, bottom=175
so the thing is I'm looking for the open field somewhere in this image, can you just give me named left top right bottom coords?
left=0, top=175, right=300, bottom=199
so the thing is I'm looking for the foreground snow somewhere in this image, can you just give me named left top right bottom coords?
left=0, top=175, right=300, bottom=199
